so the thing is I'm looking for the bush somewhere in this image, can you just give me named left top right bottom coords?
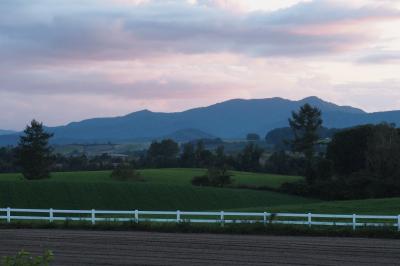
left=191, top=175, right=210, bottom=186
left=110, top=164, right=142, bottom=181
left=2, top=249, right=54, bottom=266
left=264, top=151, right=306, bottom=176
left=191, top=167, right=233, bottom=187
left=279, top=180, right=310, bottom=196
left=208, top=167, right=233, bottom=187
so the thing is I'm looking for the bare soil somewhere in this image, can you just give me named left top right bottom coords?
left=1, top=229, right=400, bottom=265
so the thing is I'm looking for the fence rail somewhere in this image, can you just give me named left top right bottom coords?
left=1, top=207, right=400, bottom=231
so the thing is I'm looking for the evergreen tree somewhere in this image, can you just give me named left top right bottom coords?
left=180, top=142, right=196, bottom=167
left=288, top=104, right=322, bottom=160
left=194, top=140, right=213, bottom=167
left=17, top=120, right=54, bottom=179
left=147, top=139, right=179, bottom=167
left=237, top=143, right=263, bottom=172
left=214, top=145, right=226, bottom=168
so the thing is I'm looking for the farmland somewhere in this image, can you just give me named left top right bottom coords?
left=0, top=168, right=302, bottom=188
left=3, top=230, right=400, bottom=265
left=1, top=168, right=400, bottom=215
left=0, top=169, right=314, bottom=211
left=231, top=197, right=400, bottom=215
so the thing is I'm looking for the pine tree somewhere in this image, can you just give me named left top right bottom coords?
left=17, top=120, right=54, bottom=180
left=289, top=104, right=322, bottom=184
left=288, top=104, right=322, bottom=161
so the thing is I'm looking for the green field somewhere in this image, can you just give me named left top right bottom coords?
left=0, top=169, right=313, bottom=210
left=1, top=168, right=399, bottom=215
left=230, top=197, right=400, bottom=215
left=0, top=168, right=301, bottom=189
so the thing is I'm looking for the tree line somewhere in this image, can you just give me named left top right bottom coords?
left=0, top=120, right=266, bottom=179
left=280, top=104, right=400, bottom=200
left=4, top=108, right=400, bottom=201
left=142, top=139, right=264, bottom=171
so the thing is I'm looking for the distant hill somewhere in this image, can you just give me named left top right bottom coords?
left=0, top=134, right=19, bottom=146
left=265, top=127, right=341, bottom=150
left=0, top=130, right=16, bottom=136
left=161, top=129, right=215, bottom=142
left=0, top=96, right=399, bottom=146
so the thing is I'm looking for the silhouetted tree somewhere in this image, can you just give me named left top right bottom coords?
left=0, top=147, right=17, bottom=173
left=16, top=120, right=54, bottom=179
left=214, top=145, right=226, bottom=168
left=327, top=125, right=374, bottom=176
left=111, top=164, right=142, bottom=181
left=180, top=142, right=196, bottom=167
left=288, top=104, right=322, bottom=160
left=365, top=123, right=400, bottom=195
left=147, top=139, right=179, bottom=167
left=194, top=140, right=214, bottom=167
left=264, top=151, right=306, bottom=175
left=237, top=143, right=263, bottom=172
left=282, top=123, right=400, bottom=200
left=191, top=165, right=233, bottom=187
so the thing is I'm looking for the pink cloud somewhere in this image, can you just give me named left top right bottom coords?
left=0, top=0, right=399, bottom=129
left=1, top=0, right=398, bottom=67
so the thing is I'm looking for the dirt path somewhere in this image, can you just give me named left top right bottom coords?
left=1, top=229, right=400, bottom=265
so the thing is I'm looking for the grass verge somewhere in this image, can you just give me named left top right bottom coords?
left=1, top=220, right=400, bottom=239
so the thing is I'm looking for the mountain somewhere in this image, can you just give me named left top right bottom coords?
left=0, top=96, right=399, bottom=146
left=0, top=134, right=19, bottom=146
left=0, top=130, right=16, bottom=136
left=265, top=127, right=341, bottom=150
left=161, top=129, right=216, bottom=142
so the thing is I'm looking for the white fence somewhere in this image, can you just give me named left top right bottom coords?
left=1, top=208, right=400, bottom=231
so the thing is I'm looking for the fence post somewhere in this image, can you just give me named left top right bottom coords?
left=220, top=211, right=224, bottom=227
left=308, top=213, right=312, bottom=228
left=176, top=210, right=180, bottom=223
left=352, top=214, right=356, bottom=231
left=135, top=210, right=139, bottom=224
left=6, top=207, right=10, bottom=223
left=91, top=209, right=96, bottom=225
left=398, top=215, right=400, bottom=232
left=263, top=212, right=267, bottom=225
left=49, top=208, right=54, bottom=223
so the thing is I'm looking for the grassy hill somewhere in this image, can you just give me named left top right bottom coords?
left=0, top=169, right=312, bottom=210
left=0, top=181, right=316, bottom=210
left=0, top=168, right=302, bottom=189
left=1, top=169, right=399, bottom=214
left=230, top=198, right=400, bottom=215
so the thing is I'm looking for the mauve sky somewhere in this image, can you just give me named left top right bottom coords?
left=1, top=0, right=400, bottom=130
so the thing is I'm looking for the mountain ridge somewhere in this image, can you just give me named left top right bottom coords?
left=0, top=129, right=16, bottom=136
left=0, top=96, right=398, bottom=146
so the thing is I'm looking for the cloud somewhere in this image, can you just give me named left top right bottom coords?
left=0, top=0, right=399, bottom=129
left=190, top=0, right=249, bottom=12
left=358, top=51, right=400, bottom=64
left=0, top=78, right=250, bottom=129
left=332, top=79, right=400, bottom=112
left=0, top=72, right=241, bottom=100
left=0, top=0, right=398, bottom=66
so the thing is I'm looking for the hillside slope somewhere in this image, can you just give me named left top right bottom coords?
left=1, top=96, right=400, bottom=146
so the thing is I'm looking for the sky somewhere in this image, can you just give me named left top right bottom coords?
left=1, top=0, right=400, bottom=130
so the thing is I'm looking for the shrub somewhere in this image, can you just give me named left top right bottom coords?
left=2, top=249, right=54, bottom=266
left=191, top=175, right=210, bottom=186
left=191, top=167, right=233, bottom=187
left=279, top=180, right=310, bottom=196
left=208, top=167, right=233, bottom=187
left=110, top=164, right=142, bottom=181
